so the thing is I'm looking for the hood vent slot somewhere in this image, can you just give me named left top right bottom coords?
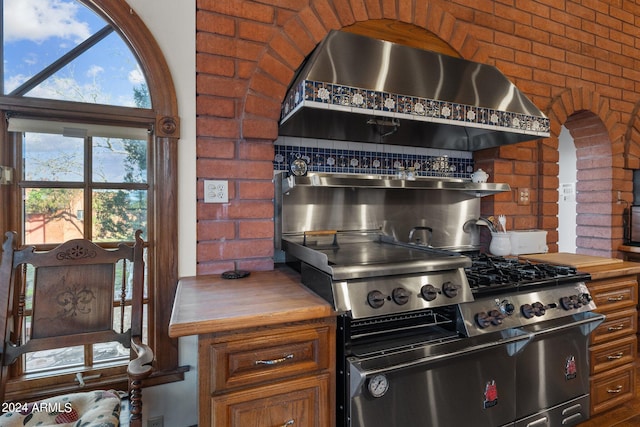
left=280, top=30, right=549, bottom=151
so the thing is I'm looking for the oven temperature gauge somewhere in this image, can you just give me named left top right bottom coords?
left=367, top=374, right=389, bottom=398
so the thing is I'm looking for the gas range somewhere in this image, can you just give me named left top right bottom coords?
left=457, top=254, right=596, bottom=336
left=275, top=174, right=603, bottom=427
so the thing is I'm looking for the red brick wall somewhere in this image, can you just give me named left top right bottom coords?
left=196, top=0, right=640, bottom=273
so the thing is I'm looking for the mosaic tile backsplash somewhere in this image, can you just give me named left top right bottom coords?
left=274, top=141, right=474, bottom=178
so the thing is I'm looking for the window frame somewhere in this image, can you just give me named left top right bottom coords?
left=0, top=0, right=183, bottom=400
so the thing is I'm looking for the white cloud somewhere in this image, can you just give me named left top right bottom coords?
left=128, top=68, right=144, bottom=85
left=87, top=65, right=104, bottom=78
left=4, top=73, right=27, bottom=93
left=5, top=0, right=91, bottom=43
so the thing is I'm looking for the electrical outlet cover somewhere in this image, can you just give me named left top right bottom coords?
left=204, top=180, right=228, bottom=203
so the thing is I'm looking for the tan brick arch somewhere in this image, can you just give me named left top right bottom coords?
left=545, top=87, right=628, bottom=257
left=243, top=1, right=488, bottom=139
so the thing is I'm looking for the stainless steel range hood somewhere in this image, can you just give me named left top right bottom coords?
left=280, top=30, right=549, bottom=151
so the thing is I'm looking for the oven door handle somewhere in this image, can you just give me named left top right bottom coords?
left=349, top=332, right=533, bottom=398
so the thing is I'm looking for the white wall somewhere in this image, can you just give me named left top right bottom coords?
left=125, top=1, right=198, bottom=425
left=558, top=125, right=577, bottom=253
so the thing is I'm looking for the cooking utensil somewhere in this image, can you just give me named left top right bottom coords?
left=498, top=215, right=507, bottom=232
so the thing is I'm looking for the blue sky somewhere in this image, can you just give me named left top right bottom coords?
left=3, top=0, right=145, bottom=106
left=3, top=0, right=149, bottom=183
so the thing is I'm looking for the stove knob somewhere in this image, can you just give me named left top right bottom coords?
left=475, top=312, right=491, bottom=328
left=572, top=295, right=583, bottom=308
left=442, top=281, right=459, bottom=298
left=560, top=296, right=574, bottom=310
left=578, top=293, right=592, bottom=305
left=420, top=284, right=438, bottom=301
left=489, top=309, right=504, bottom=325
left=521, top=304, right=535, bottom=319
left=367, top=290, right=386, bottom=308
left=532, top=302, right=546, bottom=316
left=392, top=287, right=411, bottom=305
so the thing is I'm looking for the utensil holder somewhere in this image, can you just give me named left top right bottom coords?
left=490, top=232, right=511, bottom=256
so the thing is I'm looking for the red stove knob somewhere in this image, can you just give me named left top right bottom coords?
left=420, top=284, right=438, bottom=301
left=392, top=287, right=411, bottom=305
left=367, top=290, right=386, bottom=308
left=442, top=281, right=459, bottom=298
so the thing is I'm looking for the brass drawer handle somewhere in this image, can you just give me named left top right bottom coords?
left=255, top=353, right=294, bottom=366
left=607, top=295, right=625, bottom=302
left=281, top=421, right=295, bottom=427
left=608, top=324, right=625, bottom=332
left=607, top=385, right=623, bottom=394
left=607, top=352, right=624, bottom=360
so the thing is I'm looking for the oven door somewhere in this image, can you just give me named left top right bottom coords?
left=515, top=311, right=605, bottom=427
left=347, top=329, right=533, bottom=427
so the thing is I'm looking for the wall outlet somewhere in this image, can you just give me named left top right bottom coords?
left=204, top=180, right=229, bottom=203
left=517, top=188, right=530, bottom=206
left=148, top=416, right=164, bottom=427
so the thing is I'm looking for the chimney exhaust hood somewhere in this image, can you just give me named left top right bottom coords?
left=279, top=31, right=549, bottom=151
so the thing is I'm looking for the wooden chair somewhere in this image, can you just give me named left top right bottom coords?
left=0, top=230, right=153, bottom=427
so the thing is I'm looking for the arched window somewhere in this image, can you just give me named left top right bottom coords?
left=0, top=0, right=183, bottom=400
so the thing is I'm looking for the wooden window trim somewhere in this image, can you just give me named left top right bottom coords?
left=91, top=0, right=182, bottom=376
left=0, top=0, right=184, bottom=398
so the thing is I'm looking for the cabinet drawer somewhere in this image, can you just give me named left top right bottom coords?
left=590, top=334, right=637, bottom=375
left=588, top=276, right=638, bottom=313
left=211, top=373, right=330, bottom=427
left=590, top=363, right=636, bottom=415
left=590, top=308, right=637, bottom=345
left=209, top=325, right=331, bottom=392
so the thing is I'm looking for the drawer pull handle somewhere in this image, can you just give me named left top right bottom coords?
left=281, top=420, right=295, bottom=427
left=607, top=385, right=623, bottom=394
left=607, top=352, right=624, bottom=360
left=607, top=324, right=625, bottom=332
left=607, top=295, right=625, bottom=302
left=255, top=353, right=294, bottom=366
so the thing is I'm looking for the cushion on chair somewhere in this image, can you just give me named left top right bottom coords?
left=0, top=390, right=121, bottom=426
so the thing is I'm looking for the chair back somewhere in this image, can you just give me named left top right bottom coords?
left=0, top=230, right=145, bottom=398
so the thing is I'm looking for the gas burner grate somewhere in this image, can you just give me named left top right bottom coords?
left=465, top=254, right=583, bottom=295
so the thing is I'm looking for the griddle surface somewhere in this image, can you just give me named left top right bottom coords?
left=325, top=242, right=452, bottom=265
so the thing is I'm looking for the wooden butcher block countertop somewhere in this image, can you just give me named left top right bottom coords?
left=519, top=252, right=640, bottom=280
left=168, top=267, right=334, bottom=338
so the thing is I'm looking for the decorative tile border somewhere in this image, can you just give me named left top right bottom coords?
left=281, top=79, right=550, bottom=136
left=274, top=144, right=474, bottom=179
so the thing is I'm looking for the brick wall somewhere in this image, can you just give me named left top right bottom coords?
left=196, top=0, right=640, bottom=273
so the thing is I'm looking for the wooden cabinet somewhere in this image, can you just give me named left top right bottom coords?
left=168, top=269, right=336, bottom=427
left=519, top=254, right=640, bottom=417
left=585, top=274, right=638, bottom=415
left=201, top=320, right=335, bottom=427
left=211, top=374, right=330, bottom=427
